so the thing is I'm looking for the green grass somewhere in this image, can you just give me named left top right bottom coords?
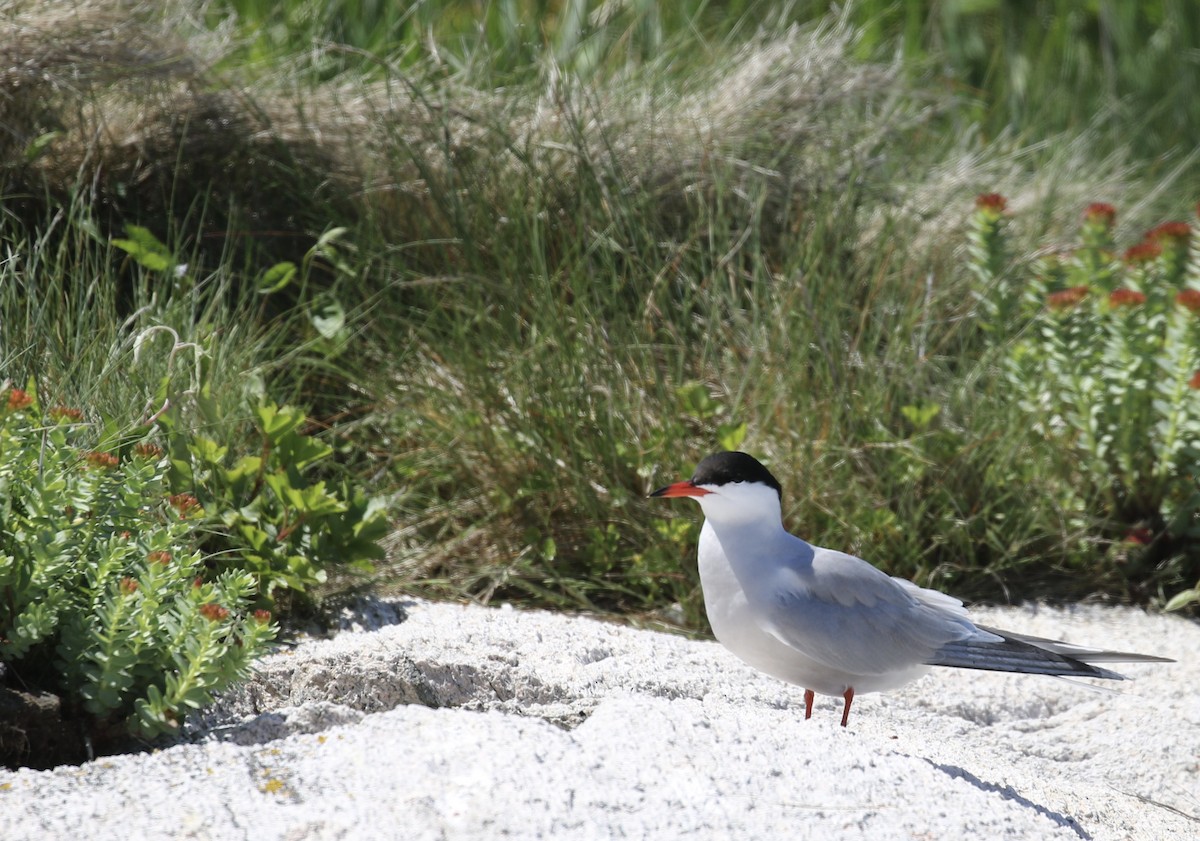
left=207, top=0, right=1200, bottom=167
left=0, top=194, right=368, bottom=549
left=208, top=0, right=768, bottom=82
left=3, top=0, right=1198, bottom=631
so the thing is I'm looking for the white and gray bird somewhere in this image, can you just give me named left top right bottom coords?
left=651, top=451, right=1171, bottom=726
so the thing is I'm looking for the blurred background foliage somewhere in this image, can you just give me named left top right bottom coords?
left=211, top=0, right=1200, bottom=162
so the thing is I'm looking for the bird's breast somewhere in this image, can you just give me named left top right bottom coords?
left=696, top=522, right=796, bottom=656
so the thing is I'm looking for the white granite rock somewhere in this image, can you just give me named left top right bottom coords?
left=1, top=599, right=1196, bottom=840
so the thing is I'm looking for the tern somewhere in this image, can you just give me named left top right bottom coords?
left=651, top=451, right=1172, bottom=726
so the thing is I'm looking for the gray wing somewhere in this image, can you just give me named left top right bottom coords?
left=751, top=544, right=988, bottom=676
left=926, top=625, right=1174, bottom=679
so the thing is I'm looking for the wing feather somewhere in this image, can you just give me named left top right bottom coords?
left=728, top=534, right=1172, bottom=682
left=748, top=543, right=982, bottom=676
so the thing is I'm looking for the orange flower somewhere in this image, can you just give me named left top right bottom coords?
left=1083, top=203, right=1116, bottom=226
left=1124, top=528, right=1153, bottom=546
left=48, top=406, right=84, bottom=423
left=253, top=609, right=273, bottom=624
left=199, top=603, right=230, bottom=622
left=85, top=451, right=119, bottom=469
left=1190, top=371, right=1200, bottom=390
left=120, top=577, right=139, bottom=595
left=1047, top=285, right=1089, bottom=310
left=169, top=493, right=201, bottom=515
left=975, top=193, right=1007, bottom=213
left=5, top=389, right=33, bottom=411
left=147, top=551, right=172, bottom=565
left=133, top=442, right=164, bottom=459
left=1124, top=241, right=1162, bottom=263
left=1147, top=221, right=1190, bottom=244
left=1176, top=290, right=1200, bottom=312
left=1108, top=288, right=1147, bottom=307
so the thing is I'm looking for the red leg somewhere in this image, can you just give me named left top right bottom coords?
left=840, top=688, right=855, bottom=727
left=803, top=689, right=814, bottom=720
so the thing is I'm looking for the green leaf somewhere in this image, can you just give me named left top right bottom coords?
left=901, top=402, right=941, bottom=430
left=111, top=225, right=174, bottom=272
left=189, top=436, right=229, bottom=467
left=258, top=261, right=298, bottom=295
left=305, top=227, right=355, bottom=279
left=225, top=455, right=263, bottom=486
left=312, top=226, right=349, bottom=254
left=255, top=403, right=304, bottom=441
left=1164, top=588, right=1200, bottom=612
left=675, top=381, right=720, bottom=420
left=311, top=298, right=347, bottom=340
left=168, top=455, right=195, bottom=486
left=717, top=421, right=747, bottom=452
left=23, top=131, right=62, bottom=162
left=276, top=435, right=331, bottom=471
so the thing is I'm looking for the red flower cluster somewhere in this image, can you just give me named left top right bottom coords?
left=975, top=193, right=1007, bottom=212
left=1122, top=221, right=1190, bottom=266
left=253, top=609, right=273, bottom=625
left=120, top=577, right=140, bottom=595
left=1124, top=528, right=1153, bottom=546
left=169, top=493, right=201, bottom=515
left=1108, top=288, right=1147, bottom=307
left=147, top=551, right=172, bottom=565
left=1047, top=285, right=1089, bottom=310
left=1124, top=241, right=1162, bottom=264
left=1190, top=371, right=1200, bottom=390
left=48, top=406, right=84, bottom=423
left=1176, top=290, right=1200, bottom=312
left=133, top=442, right=165, bottom=459
left=199, top=603, right=230, bottom=622
left=85, top=451, right=119, bottom=469
left=4, top=389, right=33, bottom=411
left=1083, top=202, right=1116, bottom=226
left=1147, top=221, right=1190, bottom=245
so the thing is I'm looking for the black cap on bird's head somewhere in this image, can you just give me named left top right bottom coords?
left=650, top=451, right=782, bottom=499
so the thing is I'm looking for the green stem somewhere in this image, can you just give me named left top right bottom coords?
left=164, top=615, right=224, bottom=711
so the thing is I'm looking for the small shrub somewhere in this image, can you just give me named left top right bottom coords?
left=110, top=223, right=389, bottom=606
left=160, top=401, right=390, bottom=603
left=970, top=197, right=1200, bottom=607
left=0, top=386, right=276, bottom=744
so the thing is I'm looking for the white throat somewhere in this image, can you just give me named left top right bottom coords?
left=695, top=481, right=785, bottom=535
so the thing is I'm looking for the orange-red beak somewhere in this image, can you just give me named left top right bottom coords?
left=649, top=481, right=712, bottom=499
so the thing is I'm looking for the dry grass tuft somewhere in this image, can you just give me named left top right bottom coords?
left=0, top=1, right=195, bottom=159
left=2, top=3, right=936, bottom=258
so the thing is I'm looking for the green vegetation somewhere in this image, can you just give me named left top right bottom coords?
left=0, top=205, right=387, bottom=761
left=208, top=0, right=1200, bottom=161
left=0, top=389, right=275, bottom=744
left=160, top=396, right=389, bottom=603
left=972, top=198, right=1200, bottom=609
left=1, top=0, right=1199, bottom=765
left=0, top=108, right=388, bottom=760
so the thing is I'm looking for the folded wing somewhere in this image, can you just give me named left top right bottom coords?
left=752, top=544, right=985, bottom=676
left=748, top=540, right=1173, bottom=681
